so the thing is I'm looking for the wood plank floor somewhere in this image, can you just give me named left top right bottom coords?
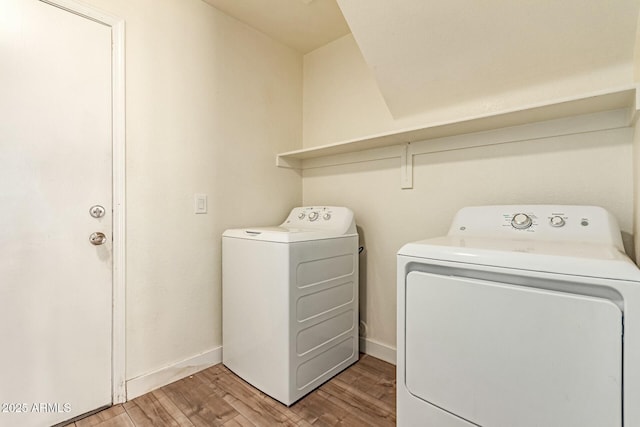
left=65, top=354, right=396, bottom=427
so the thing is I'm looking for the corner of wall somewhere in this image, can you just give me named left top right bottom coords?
left=633, top=10, right=640, bottom=265
left=634, top=10, right=640, bottom=82
left=633, top=121, right=640, bottom=265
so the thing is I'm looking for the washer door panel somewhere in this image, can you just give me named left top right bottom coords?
left=405, top=271, right=622, bottom=427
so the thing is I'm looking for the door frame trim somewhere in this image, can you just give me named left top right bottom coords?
left=39, top=0, right=127, bottom=404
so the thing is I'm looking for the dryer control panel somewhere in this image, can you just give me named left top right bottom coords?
left=449, top=205, right=624, bottom=251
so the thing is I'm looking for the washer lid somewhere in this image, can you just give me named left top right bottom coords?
left=398, top=236, right=640, bottom=282
left=222, top=226, right=355, bottom=243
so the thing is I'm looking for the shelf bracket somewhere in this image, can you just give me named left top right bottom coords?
left=400, top=142, right=413, bottom=189
left=630, top=84, right=640, bottom=125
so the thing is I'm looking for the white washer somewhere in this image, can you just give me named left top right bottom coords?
left=397, top=205, right=640, bottom=427
left=222, top=206, right=359, bottom=405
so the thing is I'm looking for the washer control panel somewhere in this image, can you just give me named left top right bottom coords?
left=289, top=206, right=334, bottom=223
left=282, top=206, right=357, bottom=235
left=449, top=205, right=623, bottom=250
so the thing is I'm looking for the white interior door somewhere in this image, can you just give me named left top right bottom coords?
left=405, top=271, right=622, bottom=427
left=0, top=0, right=113, bottom=425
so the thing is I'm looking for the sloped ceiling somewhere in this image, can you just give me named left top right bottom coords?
left=336, top=0, right=640, bottom=118
left=202, top=0, right=350, bottom=53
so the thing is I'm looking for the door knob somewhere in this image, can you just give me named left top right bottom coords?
left=89, top=232, right=107, bottom=246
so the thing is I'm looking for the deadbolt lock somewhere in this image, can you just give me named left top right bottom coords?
left=89, top=205, right=106, bottom=218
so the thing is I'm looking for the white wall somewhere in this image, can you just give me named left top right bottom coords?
left=303, top=34, right=636, bottom=148
left=80, top=0, right=302, bottom=387
left=303, top=34, right=396, bottom=148
left=335, top=0, right=639, bottom=119
left=302, top=32, right=636, bottom=355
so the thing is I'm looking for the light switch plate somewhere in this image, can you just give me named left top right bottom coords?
left=194, top=194, right=207, bottom=214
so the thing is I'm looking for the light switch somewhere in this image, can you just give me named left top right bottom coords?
left=194, top=194, right=207, bottom=214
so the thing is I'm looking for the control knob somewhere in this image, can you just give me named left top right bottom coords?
left=511, top=213, right=532, bottom=230
left=323, top=213, right=331, bottom=220
left=550, top=216, right=565, bottom=227
left=297, top=212, right=305, bottom=219
left=308, top=211, right=319, bottom=221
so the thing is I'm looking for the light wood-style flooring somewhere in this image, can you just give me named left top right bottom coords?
left=66, top=354, right=396, bottom=426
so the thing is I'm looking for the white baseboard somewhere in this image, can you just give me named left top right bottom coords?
left=125, top=340, right=392, bottom=401
left=126, top=346, right=222, bottom=400
left=359, top=337, right=396, bottom=365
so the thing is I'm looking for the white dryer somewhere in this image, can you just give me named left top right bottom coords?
left=397, top=205, right=640, bottom=427
left=222, top=206, right=359, bottom=405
